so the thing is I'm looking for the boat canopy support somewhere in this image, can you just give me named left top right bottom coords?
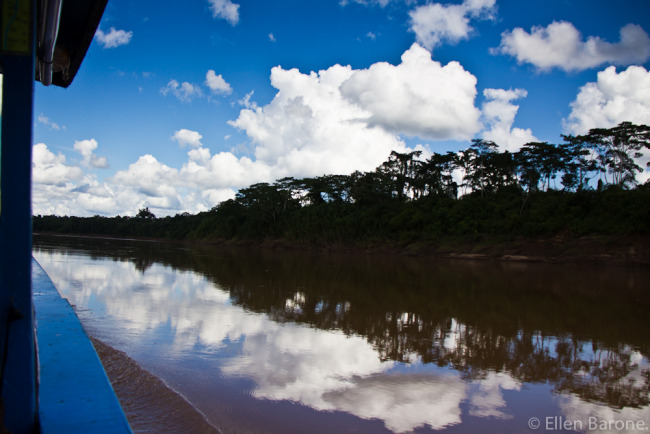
left=0, top=0, right=120, bottom=432
left=1, top=0, right=38, bottom=430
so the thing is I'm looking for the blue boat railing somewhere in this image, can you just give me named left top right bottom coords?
left=1, top=1, right=126, bottom=431
left=33, top=259, right=132, bottom=433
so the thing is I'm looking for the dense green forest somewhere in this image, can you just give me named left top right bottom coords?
left=34, top=122, right=650, bottom=247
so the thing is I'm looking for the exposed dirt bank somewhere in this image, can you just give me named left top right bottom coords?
left=405, top=234, right=650, bottom=266
left=35, top=232, right=650, bottom=267
left=195, top=234, right=650, bottom=267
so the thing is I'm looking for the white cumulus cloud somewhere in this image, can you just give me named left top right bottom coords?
left=172, top=129, right=204, bottom=148
left=237, top=91, right=258, bottom=109
left=340, top=43, right=481, bottom=140
left=564, top=65, right=650, bottom=134
left=32, top=141, right=114, bottom=215
left=564, top=65, right=650, bottom=184
left=111, top=155, right=181, bottom=200
left=231, top=43, right=480, bottom=177
left=32, top=143, right=84, bottom=185
left=74, top=139, right=109, bottom=169
left=409, top=0, right=496, bottom=50
left=160, top=79, right=203, bottom=102
left=495, top=22, right=650, bottom=72
left=481, top=88, right=537, bottom=152
left=95, top=27, right=133, bottom=49
left=229, top=64, right=408, bottom=178
left=33, top=44, right=485, bottom=217
left=207, top=0, right=240, bottom=25
left=179, top=149, right=268, bottom=190
left=205, top=70, right=232, bottom=95
left=38, top=113, right=63, bottom=130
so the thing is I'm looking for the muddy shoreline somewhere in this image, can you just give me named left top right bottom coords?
left=35, top=232, right=650, bottom=267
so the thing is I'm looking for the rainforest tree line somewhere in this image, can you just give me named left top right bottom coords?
left=34, top=122, right=650, bottom=243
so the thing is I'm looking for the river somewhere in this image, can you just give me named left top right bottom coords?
left=32, top=235, right=650, bottom=433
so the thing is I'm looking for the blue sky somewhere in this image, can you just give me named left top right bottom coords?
left=29, top=0, right=650, bottom=216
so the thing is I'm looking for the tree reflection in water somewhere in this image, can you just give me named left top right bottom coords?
left=33, top=235, right=650, bottom=412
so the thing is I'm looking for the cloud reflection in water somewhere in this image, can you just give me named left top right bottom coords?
left=33, top=247, right=650, bottom=433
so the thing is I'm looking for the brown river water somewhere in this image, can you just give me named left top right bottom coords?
left=32, top=235, right=650, bottom=433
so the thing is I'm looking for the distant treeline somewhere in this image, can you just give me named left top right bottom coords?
left=34, top=122, right=650, bottom=244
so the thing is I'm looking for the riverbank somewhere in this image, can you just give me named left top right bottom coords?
left=35, top=232, right=650, bottom=267
left=33, top=187, right=650, bottom=267
left=244, top=234, right=650, bottom=266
